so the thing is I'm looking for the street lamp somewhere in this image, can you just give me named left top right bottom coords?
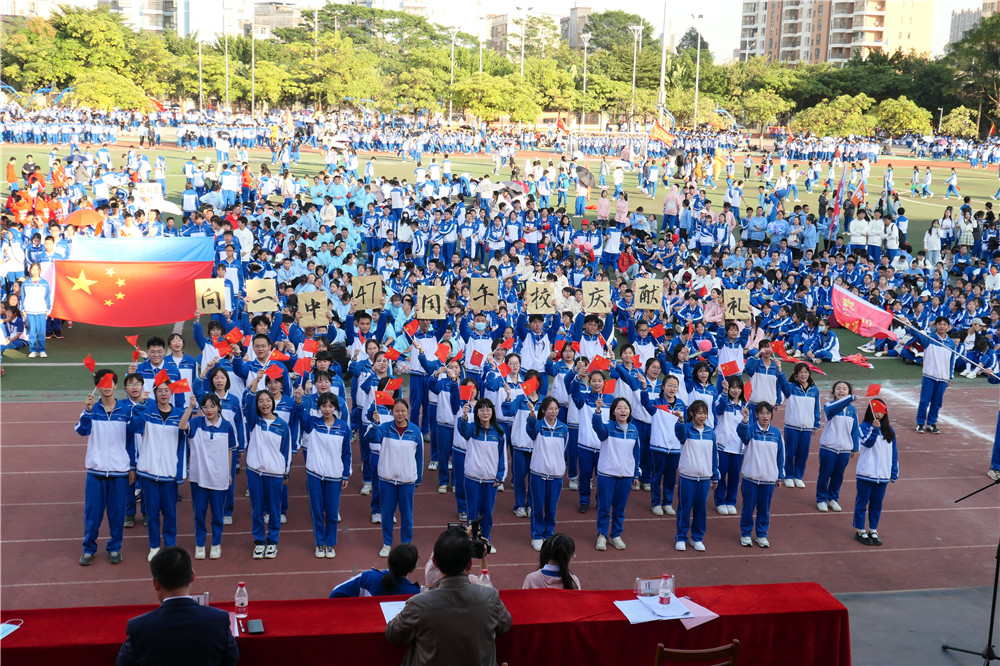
left=938, top=107, right=944, bottom=131
left=658, top=0, right=668, bottom=122
left=449, top=26, right=459, bottom=122
left=516, top=5, right=533, bottom=78
left=628, top=24, right=642, bottom=130
left=198, top=41, right=203, bottom=112
left=691, top=14, right=703, bottom=129
left=225, top=32, right=229, bottom=113
left=580, top=32, right=591, bottom=129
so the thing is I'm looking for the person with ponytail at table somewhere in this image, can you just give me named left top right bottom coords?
left=522, top=534, right=581, bottom=590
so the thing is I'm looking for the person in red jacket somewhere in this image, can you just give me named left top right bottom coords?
left=617, top=246, right=640, bottom=279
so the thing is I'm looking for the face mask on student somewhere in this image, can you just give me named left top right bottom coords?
left=474, top=321, right=486, bottom=332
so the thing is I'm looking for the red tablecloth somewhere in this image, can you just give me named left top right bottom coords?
left=0, top=582, right=850, bottom=665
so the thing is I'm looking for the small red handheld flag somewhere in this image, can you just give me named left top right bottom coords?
left=870, top=398, right=887, bottom=416
left=470, top=350, right=485, bottom=367
left=719, top=360, right=741, bottom=377
left=598, top=334, right=607, bottom=348
left=806, top=362, right=826, bottom=376
left=498, top=362, right=511, bottom=378
left=302, top=339, right=320, bottom=354
left=459, top=384, right=476, bottom=401
left=83, top=354, right=96, bottom=374
left=271, top=350, right=291, bottom=362
left=243, top=335, right=252, bottom=348
left=651, top=324, right=667, bottom=338
left=384, top=347, right=401, bottom=361
left=404, top=320, right=420, bottom=336
left=214, top=339, right=233, bottom=357
left=225, top=327, right=243, bottom=344
left=743, top=381, right=753, bottom=400
left=435, top=344, right=451, bottom=363
left=602, top=378, right=617, bottom=394
left=522, top=376, right=539, bottom=396
left=632, top=356, right=643, bottom=370
left=96, top=373, right=116, bottom=390
left=125, top=335, right=139, bottom=349
left=500, top=337, right=515, bottom=350
left=866, top=384, right=881, bottom=397
left=587, top=356, right=610, bottom=373
left=386, top=377, right=404, bottom=391
left=571, top=341, right=581, bottom=352
left=132, top=349, right=141, bottom=363
left=169, top=378, right=192, bottom=394
left=292, top=357, right=312, bottom=377
left=375, top=391, right=395, bottom=406
left=450, top=350, right=464, bottom=364
left=264, top=364, right=284, bottom=381
left=153, top=369, right=171, bottom=387
left=554, top=340, right=566, bottom=353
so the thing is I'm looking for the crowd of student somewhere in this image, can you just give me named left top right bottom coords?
left=5, top=113, right=1000, bottom=568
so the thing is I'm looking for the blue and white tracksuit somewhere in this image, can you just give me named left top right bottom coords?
left=638, top=394, right=685, bottom=509
left=817, top=396, right=860, bottom=504
left=853, top=424, right=899, bottom=532
left=913, top=330, right=957, bottom=427
left=370, top=421, right=423, bottom=547
left=526, top=416, right=569, bottom=541
left=592, top=415, right=641, bottom=540
left=780, top=382, right=821, bottom=481
left=674, top=422, right=719, bottom=544
left=502, top=393, right=541, bottom=512
left=457, top=419, right=506, bottom=541
left=243, top=404, right=292, bottom=545
left=186, top=416, right=237, bottom=548
left=298, top=411, right=351, bottom=548
left=130, top=402, right=187, bottom=550
left=714, top=394, right=746, bottom=508
left=736, top=421, right=784, bottom=539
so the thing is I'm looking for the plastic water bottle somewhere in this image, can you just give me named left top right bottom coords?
left=235, top=582, right=248, bottom=618
left=478, top=569, right=492, bottom=587
left=658, top=574, right=674, bottom=605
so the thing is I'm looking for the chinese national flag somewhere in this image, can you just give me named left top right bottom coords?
left=555, top=340, right=566, bottom=353
left=375, top=391, right=395, bottom=406
left=450, top=350, right=464, bottom=364
left=459, top=384, right=476, bottom=401
left=435, top=344, right=451, bottom=363
left=404, top=320, right=420, bottom=337
left=720, top=360, right=741, bottom=377
left=649, top=121, right=675, bottom=148
left=302, top=339, right=320, bottom=354
left=587, top=356, right=610, bottom=373
left=125, top=335, right=139, bottom=349
left=500, top=337, right=515, bottom=350
left=870, top=398, right=887, bottom=416
left=292, top=357, right=312, bottom=376
left=169, top=378, right=192, bottom=394
left=602, top=379, right=617, bottom=394
left=470, top=350, right=485, bottom=367
left=270, top=350, right=291, bottom=362
left=498, top=362, right=511, bottom=378
left=866, top=384, right=881, bottom=397
left=225, top=327, right=243, bottom=344
left=384, top=347, right=401, bottom=361
left=96, top=373, right=116, bottom=390
left=214, top=339, right=233, bottom=357
left=556, top=116, right=568, bottom=133
left=632, top=356, right=643, bottom=370
left=651, top=324, right=667, bottom=338
left=571, top=342, right=580, bottom=352
left=83, top=354, right=96, bottom=374
left=743, top=381, right=753, bottom=400
left=522, top=376, right=539, bottom=396
left=153, top=369, right=171, bottom=387
left=132, top=349, right=141, bottom=363
left=264, top=364, right=284, bottom=380
left=386, top=377, right=404, bottom=391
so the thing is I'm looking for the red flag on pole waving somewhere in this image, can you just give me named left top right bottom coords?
left=831, top=285, right=898, bottom=341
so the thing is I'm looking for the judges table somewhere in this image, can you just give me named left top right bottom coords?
left=1, top=582, right=850, bottom=665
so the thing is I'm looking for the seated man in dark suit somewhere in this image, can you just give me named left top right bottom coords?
left=117, top=546, right=239, bottom=666
left=385, top=528, right=512, bottom=666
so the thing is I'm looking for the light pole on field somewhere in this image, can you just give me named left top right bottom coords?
left=516, top=5, right=533, bottom=78
left=628, top=24, right=642, bottom=130
left=580, top=32, right=591, bottom=129
left=691, top=14, right=704, bottom=129
left=449, top=26, right=459, bottom=122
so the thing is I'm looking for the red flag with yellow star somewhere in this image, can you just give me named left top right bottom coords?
left=49, top=238, right=214, bottom=327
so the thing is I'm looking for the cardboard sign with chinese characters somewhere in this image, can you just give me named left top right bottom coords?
left=525, top=282, right=555, bottom=314
left=633, top=278, right=663, bottom=310
left=298, top=291, right=328, bottom=328
left=469, top=278, right=499, bottom=312
left=245, top=278, right=278, bottom=313
left=723, top=289, right=752, bottom=320
left=194, top=278, right=226, bottom=314
left=582, top=281, right=611, bottom=314
left=417, top=286, right=448, bottom=320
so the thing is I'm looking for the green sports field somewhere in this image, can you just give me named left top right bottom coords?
left=3, top=138, right=999, bottom=401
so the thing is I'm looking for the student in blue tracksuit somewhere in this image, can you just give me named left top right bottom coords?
left=296, top=391, right=352, bottom=558
left=990, top=408, right=1000, bottom=482
left=816, top=381, right=860, bottom=513
left=637, top=374, right=685, bottom=516
left=502, top=369, right=543, bottom=519
left=567, top=370, right=611, bottom=513
left=674, top=400, right=718, bottom=552
left=743, top=341, right=786, bottom=409
left=329, top=543, right=420, bottom=598
left=244, top=389, right=292, bottom=560
left=525, top=397, right=569, bottom=551
left=853, top=403, right=899, bottom=547
left=592, top=397, right=641, bottom=552
left=458, top=398, right=506, bottom=546
left=21, top=262, right=51, bottom=357
left=197, top=367, right=245, bottom=526
left=909, top=316, right=957, bottom=434
left=129, top=379, right=187, bottom=563
left=178, top=393, right=237, bottom=561
left=779, top=362, right=821, bottom=488
left=736, top=401, right=785, bottom=548
left=369, top=398, right=423, bottom=558
left=75, top=369, right=136, bottom=566
left=713, top=376, right=747, bottom=515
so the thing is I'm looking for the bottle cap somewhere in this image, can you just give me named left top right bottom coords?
left=481, top=569, right=488, bottom=574
left=238, top=581, right=246, bottom=587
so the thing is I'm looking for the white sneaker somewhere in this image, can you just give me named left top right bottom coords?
left=252, top=543, right=265, bottom=559
left=664, top=505, right=676, bottom=516
left=794, top=479, right=806, bottom=488
left=263, top=513, right=269, bottom=523
left=641, top=483, right=651, bottom=491
left=728, top=506, right=738, bottom=515
left=514, top=507, right=527, bottom=518
left=28, top=352, right=37, bottom=358
left=652, top=505, right=664, bottom=516
left=609, top=536, right=626, bottom=550
left=691, top=541, right=706, bottom=552
left=264, top=544, right=277, bottom=558
left=360, top=482, right=372, bottom=495
left=756, top=537, right=770, bottom=548
left=325, top=547, right=336, bottom=558
left=210, top=545, right=222, bottom=559
left=596, top=534, right=607, bottom=551
left=438, top=484, right=448, bottom=494
left=194, top=546, right=206, bottom=560
left=428, top=461, right=439, bottom=471
left=784, top=479, right=795, bottom=488
left=568, top=478, right=579, bottom=491
left=988, top=469, right=1000, bottom=481
left=817, top=501, right=829, bottom=512
left=147, top=547, right=160, bottom=562
left=315, top=546, right=325, bottom=558
left=223, top=515, right=233, bottom=525
left=372, top=513, right=382, bottom=524
left=497, top=483, right=505, bottom=492
left=379, top=545, right=391, bottom=558
left=489, top=545, right=497, bottom=554
left=740, top=536, right=753, bottom=547
left=716, top=505, right=728, bottom=515
left=675, top=541, right=687, bottom=552
left=531, top=539, right=544, bottom=551
left=828, top=500, right=843, bottom=512
left=280, top=514, right=287, bottom=524
left=39, top=352, right=47, bottom=358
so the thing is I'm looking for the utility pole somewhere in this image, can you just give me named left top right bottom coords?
left=198, top=41, right=203, bottom=112
left=691, top=14, right=703, bottom=129
left=449, top=26, right=459, bottom=122
left=658, top=0, right=668, bottom=123
left=580, top=32, right=591, bottom=129
left=628, top=24, right=642, bottom=131
left=516, top=6, right=533, bottom=78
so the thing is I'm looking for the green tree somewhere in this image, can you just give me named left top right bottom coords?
left=940, top=106, right=979, bottom=138
left=507, top=15, right=560, bottom=61
left=581, top=10, right=653, bottom=53
left=947, top=13, right=1000, bottom=120
left=69, top=69, right=149, bottom=110
left=736, top=89, right=794, bottom=129
left=453, top=73, right=514, bottom=121
left=875, top=96, right=932, bottom=136
left=791, top=93, right=877, bottom=136
left=676, top=27, right=709, bottom=55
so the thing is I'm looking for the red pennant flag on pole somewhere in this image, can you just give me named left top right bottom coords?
left=470, top=350, right=485, bottom=367
left=719, top=360, right=741, bottom=377
left=264, top=364, right=284, bottom=381
left=125, top=335, right=139, bottom=349
left=96, top=373, right=116, bottom=390
left=522, top=376, right=539, bottom=396
left=213, top=339, right=233, bottom=357
left=743, top=381, right=753, bottom=400
left=632, top=356, right=643, bottom=370
left=500, top=337, right=515, bottom=350
left=404, top=320, right=420, bottom=337
left=82, top=354, right=96, bottom=374
left=153, top=369, right=171, bottom=387
left=132, top=349, right=141, bottom=363
left=498, top=362, right=511, bottom=378
left=651, top=324, right=667, bottom=338
left=555, top=339, right=566, bottom=353
left=270, top=350, right=291, bottom=362
left=435, top=345, right=451, bottom=363
left=169, top=378, right=192, bottom=394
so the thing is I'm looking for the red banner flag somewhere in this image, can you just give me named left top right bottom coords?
left=169, top=378, right=192, bottom=394
left=459, top=384, right=476, bottom=401
left=500, top=337, right=515, bottom=350
left=83, top=354, right=96, bottom=374
left=292, top=357, right=312, bottom=377
left=649, top=121, right=675, bottom=148
left=435, top=344, right=451, bottom=363
left=832, top=285, right=897, bottom=341
left=264, top=364, right=284, bottom=381
left=404, top=320, right=420, bottom=336
left=866, top=384, right=881, bottom=397
left=522, top=376, right=539, bottom=396
left=96, top=373, right=116, bottom=390
left=270, top=350, right=291, bottom=362
left=842, top=353, right=874, bottom=369
left=214, top=339, right=233, bottom=357
left=587, top=356, right=610, bottom=373
left=498, top=362, right=511, bottom=378
left=650, top=324, right=667, bottom=338
left=719, top=360, right=741, bottom=377
left=302, top=339, right=320, bottom=354
left=225, top=327, right=243, bottom=344
left=470, top=350, right=485, bottom=367
left=125, top=335, right=139, bottom=349
left=386, top=377, right=404, bottom=392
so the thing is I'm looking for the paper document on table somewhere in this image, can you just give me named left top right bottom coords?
left=613, top=600, right=662, bottom=624
left=637, top=594, right=693, bottom=620
left=380, top=601, right=407, bottom=624
left=679, top=597, right=719, bottom=630
left=228, top=612, right=239, bottom=638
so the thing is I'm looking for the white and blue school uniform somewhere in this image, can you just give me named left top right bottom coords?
left=817, top=396, right=860, bottom=504
left=451, top=411, right=474, bottom=518
left=75, top=399, right=136, bottom=556
left=853, top=423, right=899, bottom=532
left=568, top=376, right=610, bottom=510
left=457, top=418, right=506, bottom=540
left=432, top=376, right=460, bottom=489
left=297, top=410, right=351, bottom=549
left=780, top=381, right=821, bottom=481
left=130, top=402, right=187, bottom=550
left=743, top=357, right=785, bottom=408
left=638, top=393, right=685, bottom=510
left=186, top=415, right=237, bottom=548
left=329, top=568, right=420, bottom=598
left=736, top=420, right=785, bottom=540
left=502, top=392, right=541, bottom=513
left=526, top=415, right=568, bottom=541
left=365, top=401, right=393, bottom=517
left=243, top=402, right=292, bottom=546
left=370, top=420, right=423, bottom=547
left=674, top=422, right=719, bottom=544
left=713, top=394, right=746, bottom=510
left=913, top=329, right=957, bottom=428
left=547, top=358, right=577, bottom=479
left=592, top=415, right=641, bottom=540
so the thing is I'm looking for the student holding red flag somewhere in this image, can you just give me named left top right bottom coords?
left=591, top=396, right=640, bottom=552
left=482, top=351, right=524, bottom=452
left=458, top=397, right=506, bottom=550
left=567, top=367, right=611, bottom=514
left=524, top=397, right=569, bottom=551
left=546, top=342, right=581, bottom=490
left=362, top=356, right=399, bottom=523
left=778, top=363, right=822, bottom=489
left=131, top=337, right=183, bottom=408
left=816, top=382, right=860, bottom=513
left=128, top=374, right=187, bottom=563
left=243, top=385, right=292, bottom=560
left=853, top=400, right=899, bottom=547
left=502, top=370, right=543, bottom=520
left=713, top=376, right=748, bottom=516
left=197, top=366, right=246, bottom=525
left=247, top=365, right=297, bottom=524
left=637, top=374, right=686, bottom=517
left=369, top=397, right=423, bottom=558
left=75, top=369, right=136, bottom=566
